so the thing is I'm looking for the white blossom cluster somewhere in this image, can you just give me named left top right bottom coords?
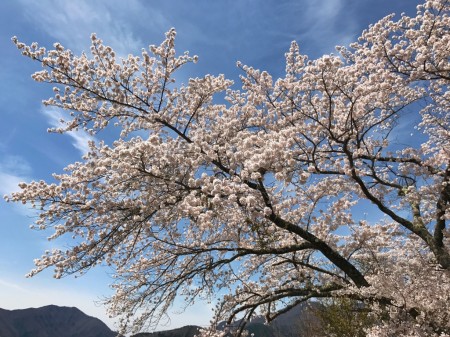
left=7, top=1, right=450, bottom=336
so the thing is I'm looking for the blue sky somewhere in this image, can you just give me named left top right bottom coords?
left=0, top=0, right=421, bottom=331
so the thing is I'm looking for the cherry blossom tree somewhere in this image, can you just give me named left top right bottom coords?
left=7, top=0, right=450, bottom=335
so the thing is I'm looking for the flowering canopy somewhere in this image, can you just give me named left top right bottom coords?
left=8, top=0, right=450, bottom=335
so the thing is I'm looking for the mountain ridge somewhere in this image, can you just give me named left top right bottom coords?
left=0, top=303, right=319, bottom=337
left=0, top=305, right=117, bottom=337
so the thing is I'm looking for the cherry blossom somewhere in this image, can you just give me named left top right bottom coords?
left=7, top=1, right=450, bottom=335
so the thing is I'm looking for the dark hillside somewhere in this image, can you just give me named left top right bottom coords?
left=0, top=305, right=117, bottom=337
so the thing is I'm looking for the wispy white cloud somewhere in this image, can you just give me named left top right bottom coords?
left=41, top=107, right=95, bottom=156
left=0, top=154, right=33, bottom=215
left=184, top=0, right=358, bottom=67
left=0, top=171, right=26, bottom=196
left=305, top=0, right=344, bottom=26
left=299, top=0, right=357, bottom=54
left=0, top=278, right=29, bottom=292
left=0, top=154, right=31, bottom=177
left=0, top=154, right=31, bottom=195
left=16, top=0, right=164, bottom=56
